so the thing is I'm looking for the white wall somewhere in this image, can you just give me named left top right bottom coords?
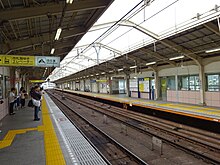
left=159, top=65, right=199, bottom=77
left=80, top=80, right=84, bottom=91
left=92, top=82, right=98, bottom=93
left=205, top=61, right=220, bottom=73
left=0, top=67, right=11, bottom=120
left=85, top=79, right=91, bottom=91
left=130, top=72, right=154, bottom=78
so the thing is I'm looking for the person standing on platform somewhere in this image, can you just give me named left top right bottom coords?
left=31, top=86, right=42, bottom=121
left=16, top=87, right=24, bottom=110
left=21, top=89, right=27, bottom=108
left=9, top=88, right=16, bottom=115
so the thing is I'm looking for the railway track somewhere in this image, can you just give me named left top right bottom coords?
left=50, top=89, right=220, bottom=165
left=48, top=91, right=148, bottom=165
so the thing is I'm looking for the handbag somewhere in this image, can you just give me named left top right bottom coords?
left=28, top=99, right=33, bottom=107
left=32, top=98, right=41, bottom=107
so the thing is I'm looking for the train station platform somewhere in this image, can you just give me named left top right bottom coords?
left=59, top=89, right=220, bottom=123
left=0, top=94, right=108, bottom=165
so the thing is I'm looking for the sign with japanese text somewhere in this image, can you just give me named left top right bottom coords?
left=29, top=80, right=45, bottom=83
left=35, top=56, right=60, bottom=67
left=96, top=79, right=107, bottom=83
left=0, top=55, right=35, bottom=66
left=0, top=55, right=60, bottom=67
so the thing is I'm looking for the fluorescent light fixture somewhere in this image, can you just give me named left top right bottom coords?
left=66, top=0, right=73, bottom=4
left=90, top=74, right=94, bottom=76
left=96, top=73, right=99, bottom=75
left=130, top=65, right=137, bottom=69
left=118, top=68, right=123, bottom=71
left=55, top=28, right=62, bottom=40
left=86, top=76, right=89, bottom=77
left=50, top=48, right=55, bottom=54
left=205, top=47, right=220, bottom=53
left=169, top=55, right=184, bottom=61
left=146, top=61, right=156, bottom=66
left=101, top=72, right=105, bottom=74
left=109, top=70, right=114, bottom=73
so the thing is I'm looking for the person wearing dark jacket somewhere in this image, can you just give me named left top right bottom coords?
left=31, top=86, right=42, bottom=121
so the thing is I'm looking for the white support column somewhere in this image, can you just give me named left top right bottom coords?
left=175, top=74, right=179, bottom=101
left=97, top=77, right=100, bottom=93
left=199, top=64, right=206, bottom=105
left=90, top=79, right=92, bottom=92
left=154, top=70, right=160, bottom=100
left=125, top=74, right=130, bottom=97
left=83, top=79, right=86, bottom=91
left=108, top=76, right=112, bottom=94
left=71, top=81, right=73, bottom=90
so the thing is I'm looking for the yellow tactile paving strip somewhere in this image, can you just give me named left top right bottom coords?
left=62, top=89, right=220, bottom=122
left=0, top=97, right=66, bottom=165
left=39, top=98, right=66, bottom=165
left=0, top=128, right=37, bottom=149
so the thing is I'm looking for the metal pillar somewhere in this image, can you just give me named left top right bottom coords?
left=97, top=78, right=100, bottom=93
left=125, top=74, right=130, bottom=97
left=199, top=64, right=206, bottom=105
left=154, top=70, right=160, bottom=100
left=175, top=74, right=179, bottom=101
left=83, top=79, right=86, bottom=91
left=108, top=76, right=112, bottom=94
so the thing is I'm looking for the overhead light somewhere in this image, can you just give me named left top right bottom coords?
left=169, top=55, right=184, bottom=61
left=96, top=73, right=99, bottom=75
left=205, top=47, right=220, bottom=53
left=90, top=74, right=94, bottom=76
left=130, top=65, right=137, bottom=69
left=146, top=61, right=156, bottom=66
left=66, top=0, right=73, bottom=4
left=55, top=28, right=62, bottom=40
left=50, top=48, right=55, bottom=54
left=101, top=72, right=105, bottom=74
left=118, top=68, right=123, bottom=71
left=109, top=70, right=114, bottom=73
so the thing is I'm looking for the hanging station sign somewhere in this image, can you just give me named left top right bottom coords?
left=29, top=80, right=45, bottom=83
left=35, top=56, right=60, bottom=67
left=0, top=55, right=35, bottom=66
left=0, top=55, right=60, bottom=67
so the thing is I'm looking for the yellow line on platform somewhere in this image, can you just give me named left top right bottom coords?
left=0, top=97, right=66, bottom=165
left=0, top=128, right=37, bottom=149
left=39, top=98, right=66, bottom=165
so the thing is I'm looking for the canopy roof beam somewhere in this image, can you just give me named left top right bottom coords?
left=119, top=20, right=201, bottom=64
left=139, top=48, right=176, bottom=66
left=4, top=27, right=85, bottom=54
left=0, top=0, right=109, bottom=21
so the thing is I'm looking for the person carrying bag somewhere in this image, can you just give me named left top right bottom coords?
left=30, top=86, right=42, bottom=121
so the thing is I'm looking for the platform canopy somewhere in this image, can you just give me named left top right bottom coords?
left=0, top=0, right=114, bottom=79
left=48, top=0, right=220, bottom=82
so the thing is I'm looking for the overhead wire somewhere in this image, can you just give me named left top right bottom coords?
left=51, top=0, right=146, bottom=79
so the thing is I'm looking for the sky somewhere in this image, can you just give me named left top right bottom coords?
left=49, top=0, right=220, bottom=81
